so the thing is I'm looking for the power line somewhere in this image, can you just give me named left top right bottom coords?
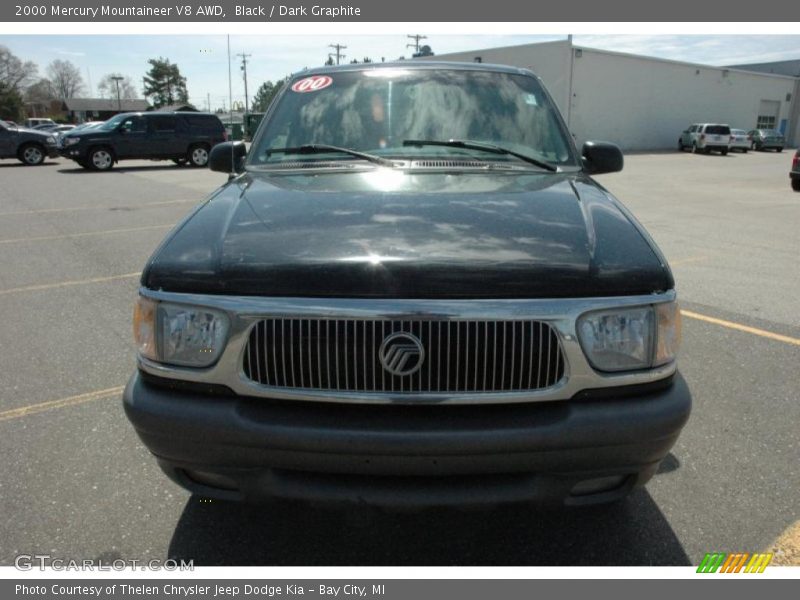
left=328, top=43, right=347, bottom=65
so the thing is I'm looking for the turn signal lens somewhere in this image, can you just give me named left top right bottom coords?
left=133, top=296, right=157, bottom=361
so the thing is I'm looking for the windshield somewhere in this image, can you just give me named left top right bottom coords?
left=250, top=68, right=577, bottom=168
left=97, top=114, right=128, bottom=131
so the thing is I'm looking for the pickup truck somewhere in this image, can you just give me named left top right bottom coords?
left=124, top=62, right=691, bottom=508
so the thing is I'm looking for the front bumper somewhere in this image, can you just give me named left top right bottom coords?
left=123, top=370, right=691, bottom=507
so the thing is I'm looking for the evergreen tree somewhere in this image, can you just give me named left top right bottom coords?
left=143, top=57, right=188, bottom=108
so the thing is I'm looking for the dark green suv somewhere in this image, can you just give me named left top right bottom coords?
left=59, top=111, right=226, bottom=170
left=0, top=120, right=59, bottom=165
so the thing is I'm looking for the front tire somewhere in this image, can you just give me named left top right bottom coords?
left=89, top=147, right=114, bottom=171
left=678, top=139, right=684, bottom=152
left=18, top=143, right=45, bottom=166
left=692, top=142, right=700, bottom=154
left=777, top=147, right=783, bottom=153
left=721, top=149, right=728, bottom=156
left=792, top=178, right=800, bottom=192
left=187, top=144, right=210, bottom=168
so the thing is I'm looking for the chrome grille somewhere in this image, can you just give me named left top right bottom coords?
left=242, top=319, right=565, bottom=393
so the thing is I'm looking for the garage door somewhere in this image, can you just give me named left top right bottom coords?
left=756, top=100, right=780, bottom=129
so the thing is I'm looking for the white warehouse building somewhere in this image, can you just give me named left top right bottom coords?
left=421, top=39, right=800, bottom=151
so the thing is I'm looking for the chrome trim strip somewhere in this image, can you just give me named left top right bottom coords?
left=137, top=290, right=677, bottom=405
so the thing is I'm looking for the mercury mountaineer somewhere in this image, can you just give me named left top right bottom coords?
left=124, top=62, right=691, bottom=507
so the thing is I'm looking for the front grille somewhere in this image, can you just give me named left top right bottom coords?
left=242, top=318, right=565, bottom=394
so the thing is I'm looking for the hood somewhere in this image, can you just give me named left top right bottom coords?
left=143, top=168, right=673, bottom=298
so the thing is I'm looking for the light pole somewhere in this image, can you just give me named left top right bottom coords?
left=111, top=76, right=124, bottom=112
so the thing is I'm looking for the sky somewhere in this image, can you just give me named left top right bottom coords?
left=3, top=34, right=800, bottom=111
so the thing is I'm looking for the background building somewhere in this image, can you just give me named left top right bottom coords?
left=61, top=98, right=150, bottom=123
left=423, top=39, right=800, bottom=150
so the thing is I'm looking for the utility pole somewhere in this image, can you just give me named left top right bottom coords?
left=328, top=43, right=347, bottom=65
left=207, top=92, right=211, bottom=112
left=111, top=76, right=124, bottom=112
left=236, top=52, right=252, bottom=114
left=407, top=34, right=427, bottom=54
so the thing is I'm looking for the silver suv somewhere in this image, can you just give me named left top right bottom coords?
left=679, top=123, right=731, bottom=155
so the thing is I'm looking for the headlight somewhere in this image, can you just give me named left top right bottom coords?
left=133, top=296, right=229, bottom=367
left=46, top=136, right=56, bottom=144
left=63, top=137, right=80, bottom=146
left=577, top=301, right=681, bottom=372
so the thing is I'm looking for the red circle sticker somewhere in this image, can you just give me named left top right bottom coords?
left=291, top=76, right=333, bottom=93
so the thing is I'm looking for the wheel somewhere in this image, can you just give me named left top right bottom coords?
left=792, top=178, right=800, bottom=192
left=89, top=147, right=114, bottom=171
left=692, top=142, right=700, bottom=154
left=742, top=148, right=748, bottom=154
left=187, top=144, right=210, bottom=167
left=777, top=147, right=783, bottom=153
left=18, top=143, right=45, bottom=165
left=721, top=149, right=728, bottom=156
left=678, top=139, right=684, bottom=152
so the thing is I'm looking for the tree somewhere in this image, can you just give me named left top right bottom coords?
left=412, top=45, right=434, bottom=58
left=0, top=81, right=24, bottom=121
left=25, top=78, right=55, bottom=103
left=251, top=79, right=284, bottom=112
left=97, top=73, right=138, bottom=100
left=0, top=45, right=37, bottom=91
left=46, top=59, right=85, bottom=99
left=324, top=56, right=334, bottom=66
left=143, top=57, right=188, bottom=108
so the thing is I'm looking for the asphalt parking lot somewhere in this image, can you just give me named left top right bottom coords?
left=0, top=150, right=798, bottom=566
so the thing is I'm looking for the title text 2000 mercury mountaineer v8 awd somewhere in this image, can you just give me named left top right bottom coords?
left=125, top=63, right=691, bottom=507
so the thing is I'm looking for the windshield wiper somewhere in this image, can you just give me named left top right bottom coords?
left=266, top=144, right=396, bottom=168
left=402, top=139, right=558, bottom=172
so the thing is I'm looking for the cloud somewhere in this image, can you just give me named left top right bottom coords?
left=47, top=47, right=86, bottom=57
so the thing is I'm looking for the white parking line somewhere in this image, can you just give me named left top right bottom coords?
left=0, top=224, right=172, bottom=245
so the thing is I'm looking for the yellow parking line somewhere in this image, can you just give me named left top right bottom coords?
left=0, top=386, right=124, bottom=423
left=0, top=224, right=172, bottom=245
left=670, top=255, right=709, bottom=266
left=0, top=199, right=197, bottom=217
left=0, top=272, right=141, bottom=296
left=681, top=310, right=800, bottom=347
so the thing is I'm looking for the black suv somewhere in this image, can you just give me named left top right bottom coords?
left=0, top=120, right=59, bottom=165
left=124, top=63, right=691, bottom=508
left=60, top=111, right=225, bottom=170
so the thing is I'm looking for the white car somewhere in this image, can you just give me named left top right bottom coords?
left=678, top=123, right=731, bottom=155
left=729, top=129, right=749, bottom=153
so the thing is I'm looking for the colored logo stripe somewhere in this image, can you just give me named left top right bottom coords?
left=697, top=552, right=772, bottom=573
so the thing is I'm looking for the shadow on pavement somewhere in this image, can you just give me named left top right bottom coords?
left=56, top=164, right=192, bottom=174
left=168, top=486, right=689, bottom=566
left=0, top=161, right=60, bottom=168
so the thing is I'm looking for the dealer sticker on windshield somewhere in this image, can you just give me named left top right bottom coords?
left=291, top=76, right=333, bottom=93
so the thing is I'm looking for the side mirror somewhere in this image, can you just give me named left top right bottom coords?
left=581, top=141, right=623, bottom=175
left=209, top=141, right=247, bottom=174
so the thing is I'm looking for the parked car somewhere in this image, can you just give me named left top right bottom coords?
left=791, top=150, right=800, bottom=192
left=678, top=123, right=731, bottom=154
left=124, top=62, right=691, bottom=509
left=748, top=129, right=784, bottom=152
left=0, top=119, right=59, bottom=165
left=24, top=117, right=55, bottom=129
left=729, top=129, right=749, bottom=153
left=59, top=111, right=226, bottom=170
